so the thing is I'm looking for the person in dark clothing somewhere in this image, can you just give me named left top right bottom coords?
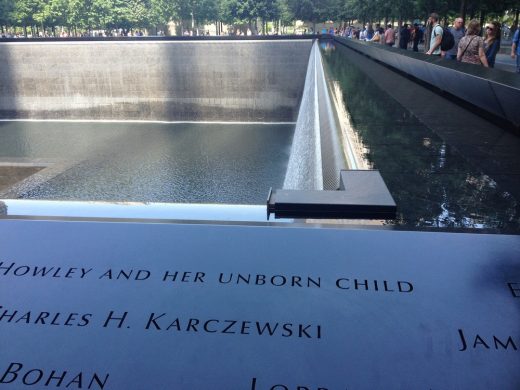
left=484, top=21, right=501, bottom=68
left=366, top=24, right=374, bottom=41
left=411, top=24, right=423, bottom=52
left=399, top=24, right=411, bottom=49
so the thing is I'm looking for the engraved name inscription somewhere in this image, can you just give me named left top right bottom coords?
left=457, top=329, right=518, bottom=352
left=0, top=362, right=109, bottom=389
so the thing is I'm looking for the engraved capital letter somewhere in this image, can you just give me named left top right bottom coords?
left=0, top=362, right=23, bottom=384
left=458, top=329, right=467, bottom=351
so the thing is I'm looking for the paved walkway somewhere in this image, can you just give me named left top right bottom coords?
left=494, top=53, right=517, bottom=73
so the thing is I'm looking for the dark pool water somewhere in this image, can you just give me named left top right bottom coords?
left=321, top=43, right=520, bottom=233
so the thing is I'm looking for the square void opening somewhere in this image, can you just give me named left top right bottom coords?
left=0, top=166, right=44, bottom=193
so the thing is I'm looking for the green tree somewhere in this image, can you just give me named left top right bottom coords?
left=149, top=0, right=174, bottom=34
left=47, top=0, right=71, bottom=34
left=343, top=0, right=377, bottom=24
left=277, top=0, right=295, bottom=32
left=0, top=0, right=15, bottom=33
left=12, top=0, right=42, bottom=36
left=219, top=0, right=255, bottom=34
left=286, top=0, right=322, bottom=31
left=170, top=0, right=219, bottom=34
left=256, top=0, right=281, bottom=34
left=68, top=0, right=93, bottom=33
left=109, top=0, right=151, bottom=34
left=236, top=0, right=261, bottom=33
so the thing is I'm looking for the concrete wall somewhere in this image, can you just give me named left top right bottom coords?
left=0, top=40, right=313, bottom=121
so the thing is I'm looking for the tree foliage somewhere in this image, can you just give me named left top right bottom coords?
left=0, top=0, right=518, bottom=36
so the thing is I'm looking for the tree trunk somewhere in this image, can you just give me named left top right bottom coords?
left=459, top=0, right=467, bottom=23
left=479, top=12, right=486, bottom=34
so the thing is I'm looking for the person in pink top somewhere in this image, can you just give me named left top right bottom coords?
left=384, top=24, right=395, bottom=46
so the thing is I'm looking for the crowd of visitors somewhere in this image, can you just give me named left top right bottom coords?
left=342, top=22, right=418, bottom=50
left=337, top=13, right=518, bottom=73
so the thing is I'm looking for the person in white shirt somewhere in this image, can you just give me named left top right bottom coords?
left=426, top=13, right=443, bottom=56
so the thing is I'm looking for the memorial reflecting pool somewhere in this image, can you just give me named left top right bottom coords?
left=1, top=39, right=519, bottom=233
left=0, top=121, right=294, bottom=204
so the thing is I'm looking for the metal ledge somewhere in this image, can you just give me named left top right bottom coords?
left=268, top=170, right=396, bottom=219
left=0, top=199, right=282, bottom=223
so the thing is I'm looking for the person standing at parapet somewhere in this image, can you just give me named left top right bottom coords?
left=511, top=27, right=520, bottom=73
left=411, top=24, right=423, bottom=52
left=426, top=13, right=443, bottom=56
left=399, top=24, right=411, bottom=49
left=365, top=24, right=374, bottom=41
left=445, top=18, right=465, bottom=59
left=384, top=24, right=395, bottom=46
left=359, top=25, right=367, bottom=41
left=457, top=19, right=489, bottom=67
left=484, top=22, right=501, bottom=68
left=377, top=24, right=385, bottom=44
left=369, top=27, right=381, bottom=43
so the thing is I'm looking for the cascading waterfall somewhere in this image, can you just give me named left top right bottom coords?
left=283, top=41, right=323, bottom=190
left=283, top=40, right=351, bottom=191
